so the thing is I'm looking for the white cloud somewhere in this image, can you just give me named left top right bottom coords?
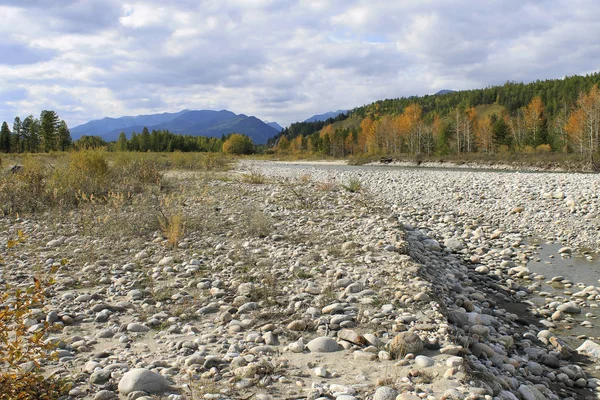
left=0, top=0, right=598, bottom=128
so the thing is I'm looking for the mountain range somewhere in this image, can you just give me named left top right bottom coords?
left=303, top=110, right=348, bottom=123
left=70, top=110, right=279, bottom=144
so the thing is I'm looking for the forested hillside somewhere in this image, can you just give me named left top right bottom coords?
left=273, top=73, right=600, bottom=159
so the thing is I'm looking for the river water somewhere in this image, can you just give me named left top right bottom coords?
left=526, top=242, right=600, bottom=372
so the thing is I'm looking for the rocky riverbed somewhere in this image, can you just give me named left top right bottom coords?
left=1, top=161, right=600, bottom=400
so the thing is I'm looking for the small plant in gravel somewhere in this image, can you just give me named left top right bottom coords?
left=0, top=237, right=70, bottom=399
left=316, top=179, right=337, bottom=191
left=241, top=170, right=267, bottom=184
left=157, top=195, right=186, bottom=248
left=241, top=207, right=273, bottom=238
left=342, top=177, right=362, bottom=193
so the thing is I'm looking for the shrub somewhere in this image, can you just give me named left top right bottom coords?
left=0, top=237, right=70, bottom=399
left=536, top=144, right=552, bottom=153
left=222, top=134, right=254, bottom=155
left=497, top=145, right=510, bottom=154
left=242, top=170, right=267, bottom=184
left=49, top=149, right=111, bottom=204
left=157, top=196, right=186, bottom=248
left=343, top=177, right=362, bottom=193
left=521, top=145, right=535, bottom=154
left=0, top=159, right=49, bottom=215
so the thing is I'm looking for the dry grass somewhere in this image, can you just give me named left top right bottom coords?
left=241, top=170, right=267, bottom=184
left=315, top=180, right=337, bottom=192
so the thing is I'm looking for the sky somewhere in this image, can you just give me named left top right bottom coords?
left=0, top=0, right=599, bottom=129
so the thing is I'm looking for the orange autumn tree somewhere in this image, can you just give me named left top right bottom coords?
left=476, top=116, right=494, bottom=153
left=374, top=115, right=395, bottom=154
left=465, top=107, right=478, bottom=153
left=524, top=96, right=545, bottom=146
left=358, top=116, right=375, bottom=154
left=403, top=104, right=423, bottom=154
left=344, top=133, right=356, bottom=155
left=565, top=109, right=585, bottom=154
left=566, top=84, right=600, bottom=155
left=289, top=135, right=304, bottom=155
left=392, top=113, right=410, bottom=154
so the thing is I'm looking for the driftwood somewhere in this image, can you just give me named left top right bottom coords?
left=380, top=157, right=393, bottom=164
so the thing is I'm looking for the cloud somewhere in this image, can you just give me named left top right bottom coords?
left=0, top=41, right=57, bottom=66
left=0, top=0, right=598, bottom=128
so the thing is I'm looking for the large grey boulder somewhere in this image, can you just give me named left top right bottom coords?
left=118, top=368, right=170, bottom=395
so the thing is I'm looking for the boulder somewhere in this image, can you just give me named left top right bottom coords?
left=118, top=368, right=170, bottom=395
left=388, top=332, right=423, bottom=358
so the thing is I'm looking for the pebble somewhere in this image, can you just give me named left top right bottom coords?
left=414, top=355, right=435, bottom=367
left=373, top=386, right=398, bottom=400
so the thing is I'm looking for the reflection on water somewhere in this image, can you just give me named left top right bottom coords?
left=526, top=241, right=600, bottom=376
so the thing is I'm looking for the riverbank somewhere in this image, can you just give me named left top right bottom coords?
left=245, top=160, right=600, bottom=399
left=1, top=160, right=599, bottom=399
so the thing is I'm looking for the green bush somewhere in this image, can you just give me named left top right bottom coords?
left=222, top=134, right=254, bottom=155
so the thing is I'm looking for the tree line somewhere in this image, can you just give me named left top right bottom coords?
left=273, top=73, right=600, bottom=159
left=75, top=130, right=255, bottom=154
left=0, top=116, right=256, bottom=154
left=77, top=127, right=226, bottom=153
left=0, top=111, right=72, bottom=153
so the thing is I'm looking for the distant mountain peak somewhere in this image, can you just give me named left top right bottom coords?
left=265, top=121, right=283, bottom=132
left=304, top=110, right=348, bottom=123
left=434, top=89, right=455, bottom=95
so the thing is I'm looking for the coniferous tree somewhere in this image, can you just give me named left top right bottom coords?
left=22, top=115, right=40, bottom=152
left=117, top=132, right=128, bottom=151
left=57, top=120, right=72, bottom=151
left=0, top=121, right=11, bottom=153
left=40, top=110, right=60, bottom=152
left=139, top=127, right=150, bottom=152
left=12, top=117, right=22, bottom=153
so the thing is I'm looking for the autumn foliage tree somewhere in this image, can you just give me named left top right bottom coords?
left=222, top=133, right=254, bottom=155
left=565, top=85, right=600, bottom=156
left=476, top=116, right=494, bottom=153
left=524, top=96, right=546, bottom=146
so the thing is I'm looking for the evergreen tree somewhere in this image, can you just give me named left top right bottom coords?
left=12, top=117, right=22, bottom=153
left=57, top=120, right=72, bottom=151
left=40, top=110, right=60, bottom=152
left=492, top=118, right=511, bottom=148
left=117, top=132, right=128, bottom=151
left=22, top=115, right=40, bottom=152
left=130, top=132, right=139, bottom=151
left=0, top=121, right=11, bottom=153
